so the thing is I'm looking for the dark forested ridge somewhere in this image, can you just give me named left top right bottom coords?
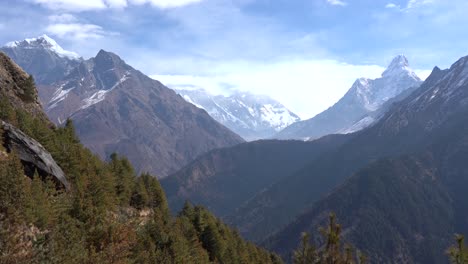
left=162, top=134, right=351, bottom=217
left=227, top=59, right=468, bottom=244
left=165, top=54, right=468, bottom=263
left=0, top=52, right=280, bottom=263
left=262, top=57, right=468, bottom=263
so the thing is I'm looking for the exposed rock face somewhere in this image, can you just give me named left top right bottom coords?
left=2, top=35, right=245, bottom=177
left=42, top=50, right=244, bottom=177
left=1, top=121, right=69, bottom=190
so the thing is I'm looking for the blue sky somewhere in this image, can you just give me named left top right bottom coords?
left=1, top=0, right=468, bottom=118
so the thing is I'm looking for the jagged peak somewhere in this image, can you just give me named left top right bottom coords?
left=382, top=55, right=419, bottom=80
left=388, top=54, right=409, bottom=68
left=94, top=49, right=125, bottom=68
left=4, top=34, right=81, bottom=60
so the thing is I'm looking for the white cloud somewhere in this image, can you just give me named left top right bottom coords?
left=326, top=0, right=347, bottom=6
left=48, top=13, right=77, bottom=23
left=105, top=0, right=128, bottom=8
left=30, top=0, right=203, bottom=11
left=152, top=59, right=386, bottom=119
left=415, top=69, right=432, bottom=80
left=385, top=3, right=399, bottom=8
left=129, top=0, right=203, bottom=9
left=46, top=23, right=113, bottom=40
left=407, top=0, right=434, bottom=9
left=31, top=0, right=107, bottom=11
left=386, top=0, right=435, bottom=12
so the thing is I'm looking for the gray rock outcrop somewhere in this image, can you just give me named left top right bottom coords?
left=1, top=121, right=69, bottom=190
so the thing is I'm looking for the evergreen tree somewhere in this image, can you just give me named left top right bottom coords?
left=293, top=232, right=317, bottom=264
left=25, top=171, right=54, bottom=229
left=448, top=234, right=468, bottom=264
left=292, top=213, right=367, bottom=264
left=109, top=153, right=135, bottom=206
left=19, top=75, right=36, bottom=103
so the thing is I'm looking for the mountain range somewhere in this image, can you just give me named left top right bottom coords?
left=0, top=52, right=281, bottom=264
left=274, top=55, right=422, bottom=140
left=1, top=35, right=244, bottom=177
left=3, top=34, right=468, bottom=263
left=164, top=55, right=468, bottom=263
left=175, top=88, right=301, bottom=140
left=264, top=58, right=468, bottom=263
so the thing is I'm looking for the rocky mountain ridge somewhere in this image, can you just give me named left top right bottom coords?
left=1, top=37, right=244, bottom=177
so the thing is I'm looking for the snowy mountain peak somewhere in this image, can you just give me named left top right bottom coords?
left=4, top=34, right=80, bottom=60
left=174, top=88, right=301, bottom=140
left=275, top=55, right=423, bottom=140
left=388, top=54, right=409, bottom=68
left=382, top=55, right=418, bottom=80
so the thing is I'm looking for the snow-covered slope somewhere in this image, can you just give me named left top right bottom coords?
left=5, top=34, right=80, bottom=60
left=175, top=88, right=301, bottom=140
left=274, top=55, right=422, bottom=140
left=1, top=35, right=81, bottom=85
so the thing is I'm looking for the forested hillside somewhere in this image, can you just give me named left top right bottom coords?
left=0, top=52, right=280, bottom=263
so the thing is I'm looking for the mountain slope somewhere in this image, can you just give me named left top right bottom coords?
left=0, top=52, right=48, bottom=121
left=0, top=52, right=281, bottom=264
left=47, top=49, right=244, bottom=177
left=226, top=57, right=465, bottom=243
left=275, top=55, right=422, bottom=140
left=161, top=134, right=351, bottom=217
left=2, top=36, right=244, bottom=177
left=266, top=155, right=455, bottom=263
left=267, top=79, right=468, bottom=262
left=175, top=88, right=301, bottom=140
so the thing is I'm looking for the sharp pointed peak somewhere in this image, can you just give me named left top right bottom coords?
left=382, top=54, right=419, bottom=79
left=388, top=54, right=409, bottom=68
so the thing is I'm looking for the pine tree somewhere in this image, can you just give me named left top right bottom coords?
left=448, top=234, right=468, bottom=264
left=109, top=153, right=135, bottom=206
left=25, top=171, right=54, bottom=229
left=19, top=75, right=36, bottom=103
left=292, top=213, right=367, bottom=264
left=131, top=177, right=149, bottom=210
left=293, top=232, right=317, bottom=264
left=0, top=155, right=33, bottom=262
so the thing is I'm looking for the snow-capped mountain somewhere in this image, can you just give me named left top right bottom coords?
left=175, top=88, right=301, bottom=140
left=1, top=35, right=244, bottom=177
left=274, top=55, right=422, bottom=140
left=4, top=34, right=80, bottom=60
left=1, top=34, right=81, bottom=85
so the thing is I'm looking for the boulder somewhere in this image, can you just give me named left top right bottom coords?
left=1, top=121, right=69, bottom=190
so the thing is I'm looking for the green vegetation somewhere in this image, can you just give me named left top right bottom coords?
left=0, top=97, right=281, bottom=263
left=292, top=213, right=367, bottom=264
left=291, top=213, right=468, bottom=264
left=18, top=75, right=37, bottom=103
left=448, top=235, right=468, bottom=264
